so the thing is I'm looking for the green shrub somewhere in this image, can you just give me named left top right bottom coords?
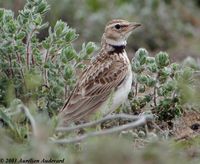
left=130, top=48, right=199, bottom=121
left=0, top=0, right=96, bottom=113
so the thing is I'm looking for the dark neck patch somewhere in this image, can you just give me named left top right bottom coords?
left=109, top=44, right=125, bottom=54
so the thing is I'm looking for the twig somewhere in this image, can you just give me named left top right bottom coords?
left=153, top=86, right=157, bottom=106
left=19, top=105, right=37, bottom=137
left=64, top=86, right=67, bottom=99
left=56, top=114, right=141, bottom=132
left=44, top=49, right=50, bottom=86
left=26, top=33, right=31, bottom=69
left=16, top=52, right=25, bottom=78
left=53, top=114, right=153, bottom=144
left=44, top=49, right=50, bottom=63
left=26, top=28, right=36, bottom=69
left=12, top=37, right=25, bottom=84
left=16, top=52, right=21, bottom=64
left=135, top=82, right=138, bottom=96
left=8, top=55, right=14, bottom=78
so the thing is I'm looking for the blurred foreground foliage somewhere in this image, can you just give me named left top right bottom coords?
left=0, top=0, right=200, bottom=163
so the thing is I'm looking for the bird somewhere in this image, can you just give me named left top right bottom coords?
left=59, top=19, right=141, bottom=126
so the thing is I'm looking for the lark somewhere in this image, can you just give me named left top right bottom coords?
left=59, top=19, right=141, bottom=125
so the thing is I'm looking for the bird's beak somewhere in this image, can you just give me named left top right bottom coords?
left=126, top=22, right=141, bottom=34
left=129, top=22, right=142, bottom=30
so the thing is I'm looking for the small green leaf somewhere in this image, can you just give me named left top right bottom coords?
left=171, top=63, right=180, bottom=71
left=7, top=20, right=17, bottom=33
left=85, top=42, right=96, bottom=55
left=164, top=80, right=176, bottom=92
left=0, top=9, right=4, bottom=21
left=42, top=40, right=50, bottom=49
left=146, top=57, right=155, bottom=64
left=65, top=29, right=78, bottom=42
left=62, top=47, right=77, bottom=61
left=54, top=20, right=66, bottom=36
left=16, top=32, right=26, bottom=40
left=64, top=65, right=74, bottom=80
left=36, top=1, right=49, bottom=14
left=137, top=75, right=148, bottom=84
left=144, top=95, right=152, bottom=102
left=0, top=108, right=15, bottom=131
left=135, top=48, right=148, bottom=65
left=76, top=63, right=86, bottom=69
left=132, top=60, right=144, bottom=73
left=139, top=85, right=145, bottom=93
left=155, top=52, right=170, bottom=68
left=34, top=15, right=42, bottom=25
left=3, top=10, right=14, bottom=22
left=147, top=63, right=158, bottom=73
left=158, top=67, right=171, bottom=83
left=146, top=77, right=156, bottom=87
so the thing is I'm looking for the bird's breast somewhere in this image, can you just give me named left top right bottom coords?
left=99, top=51, right=132, bottom=115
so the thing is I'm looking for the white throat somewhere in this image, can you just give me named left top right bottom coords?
left=106, top=38, right=127, bottom=46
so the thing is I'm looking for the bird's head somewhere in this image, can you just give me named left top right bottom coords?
left=102, top=19, right=141, bottom=46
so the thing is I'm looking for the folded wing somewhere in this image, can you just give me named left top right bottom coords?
left=59, top=54, right=128, bottom=124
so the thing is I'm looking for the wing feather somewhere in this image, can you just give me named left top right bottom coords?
left=59, top=53, right=129, bottom=124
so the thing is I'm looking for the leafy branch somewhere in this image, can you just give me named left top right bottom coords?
left=130, top=48, right=198, bottom=121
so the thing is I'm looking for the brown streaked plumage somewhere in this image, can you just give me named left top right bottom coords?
left=59, top=19, right=141, bottom=125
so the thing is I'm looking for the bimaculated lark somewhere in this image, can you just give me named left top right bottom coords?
left=59, top=19, right=141, bottom=125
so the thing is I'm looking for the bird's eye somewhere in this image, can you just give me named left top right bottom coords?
left=114, top=24, right=121, bottom=29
